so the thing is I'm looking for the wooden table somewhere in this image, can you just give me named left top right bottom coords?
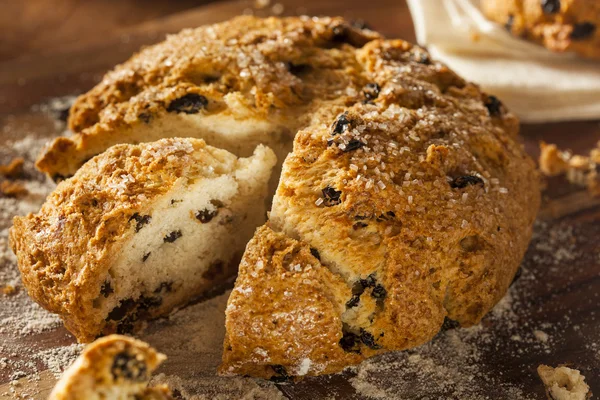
left=1, top=1, right=599, bottom=399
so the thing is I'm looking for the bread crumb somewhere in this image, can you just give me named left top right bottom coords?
left=0, top=180, right=28, bottom=198
left=539, top=141, right=600, bottom=196
left=534, top=330, right=550, bottom=343
left=0, top=157, right=24, bottom=179
left=2, top=284, right=17, bottom=296
left=537, top=365, right=591, bottom=400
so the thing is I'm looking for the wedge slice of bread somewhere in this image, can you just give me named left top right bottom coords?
left=10, top=138, right=276, bottom=342
left=49, top=335, right=172, bottom=400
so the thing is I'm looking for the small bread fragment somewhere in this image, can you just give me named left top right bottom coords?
left=49, top=335, right=172, bottom=400
left=221, top=36, right=540, bottom=378
left=539, top=141, right=600, bottom=196
left=10, top=138, right=276, bottom=342
left=537, top=364, right=591, bottom=400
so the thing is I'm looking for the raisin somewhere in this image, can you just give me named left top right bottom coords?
left=287, top=63, right=310, bottom=76
left=129, top=213, right=151, bottom=232
left=360, top=274, right=376, bottom=289
left=571, top=22, right=596, bottom=40
left=100, top=281, right=114, bottom=297
left=339, top=328, right=361, bottom=353
left=541, top=0, right=560, bottom=14
left=111, top=352, right=148, bottom=382
left=164, top=230, right=182, bottom=243
left=331, top=112, right=351, bottom=135
left=172, top=389, right=185, bottom=399
left=484, top=95, right=503, bottom=116
left=321, top=186, right=342, bottom=206
left=310, top=247, right=321, bottom=260
left=371, top=284, right=387, bottom=300
left=202, top=260, right=225, bottom=280
left=363, top=83, right=381, bottom=100
left=440, top=317, right=460, bottom=331
left=460, top=235, right=481, bottom=252
left=195, top=209, right=218, bottom=223
left=346, top=294, right=361, bottom=308
left=352, top=280, right=366, bottom=296
left=360, top=329, right=381, bottom=349
left=138, top=295, right=162, bottom=311
left=450, top=175, right=484, bottom=189
left=343, top=139, right=364, bottom=152
left=270, top=365, right=291, bottom=383
left=107, top=299, right=136, bottom=321
left=142, top=252, right=151, bottom=262
left=138, top=112, right=152, bottom=124
left=505, top=14, right=514, bottom=31
left=331, top=24, right=350, bottom=43
left=167, top=93, right=208, bottom=114
left=353, top=222, right=368, bottom=229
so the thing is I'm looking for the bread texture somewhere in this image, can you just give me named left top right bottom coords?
left=482, top=0, right=600, bottom=59
left=35, top=16, right=381, bottom=182
left=49, top=335, right=172, bottom=400
left=10, top=138, right=276, bottom=342
left=220, top=37, right=540, bottom=379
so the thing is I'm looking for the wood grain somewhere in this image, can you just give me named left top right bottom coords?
left=1, top=0, right=598, bottom=399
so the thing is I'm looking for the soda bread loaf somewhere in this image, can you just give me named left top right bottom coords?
left=482, top=0, right=600, bottom=59
left=35, top=16, right=381, bottom=182
left=10, top=138, right=275, bottom=342
left=49, top=335, right=172, bottom=400
left=220, top=37, right=540, bottom=379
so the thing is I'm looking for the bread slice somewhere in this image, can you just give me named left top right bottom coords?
left=49, top=335, right=172, bottom=400
left=221, top=37, right=540, bottom=379
left=10, top=138, right=276, bottom=342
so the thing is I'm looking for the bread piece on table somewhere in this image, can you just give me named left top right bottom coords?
left=10, top=138, right=276, bottom=342
left=49, top=335, right=172, bottom=400
left=482, top=0, right=600, bottom=59
left=537, top=364, right=592, bottom=400
left=35, top=16, right=382, bottom=181
left=221, top=38, right=540, bottom=379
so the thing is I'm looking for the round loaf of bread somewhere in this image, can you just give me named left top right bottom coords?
left=220, top=35, right=540, bottom=379
left=482, top=0, right=600, bottom=59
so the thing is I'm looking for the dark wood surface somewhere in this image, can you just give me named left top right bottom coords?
left=1, top=1, right=599, bottom=399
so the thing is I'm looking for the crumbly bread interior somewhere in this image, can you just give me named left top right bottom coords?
left=100, top=144, right=276, bottom=336
left=49, top=335, right=170, bottom=400
left=537, top=365, right=591, bottom=400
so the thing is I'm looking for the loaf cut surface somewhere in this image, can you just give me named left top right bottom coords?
left=11, top=138, right=276, bottom=342
left=221, top=36, right=540, bottom=379
left=49, top=335, right=172, bottom=400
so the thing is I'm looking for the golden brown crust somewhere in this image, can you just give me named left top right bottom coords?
left=10, top=138, right=242, bottom=342
left=49, top=335, right=171, bottom=400
left=221, top=37, right=540, bottom=379
left=36, top=16, right=381, bottom=180
left=482, top=0, right=600, bottom=59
